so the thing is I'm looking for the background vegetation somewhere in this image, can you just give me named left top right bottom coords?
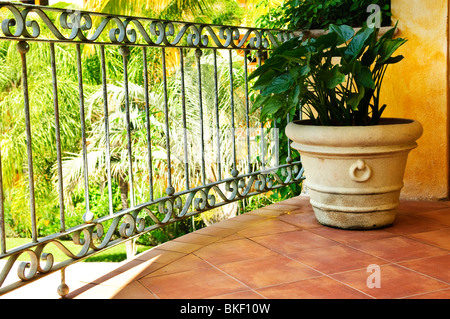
left=0, top=0, right=391, bottom=262
left=256, top=0, right=391, bottom=30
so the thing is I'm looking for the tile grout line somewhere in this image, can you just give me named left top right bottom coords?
left=398, top=287, right=450, bottom=299
left=281, top=251, right=377, bottom=299
left=402, top=228, right=450, bottom=250
left=194, top=255, right=268, bottom=299
left=77, top=200, right=450, bottom=299
left=240, top=232, right=378, bottom=299
left=392, top=259, right=450, bottom=286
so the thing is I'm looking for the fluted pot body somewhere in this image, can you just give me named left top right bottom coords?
left=285, top=118, right=423, bottom=229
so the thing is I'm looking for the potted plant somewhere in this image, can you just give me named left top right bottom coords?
left=249, top=24, right=423, bottom=229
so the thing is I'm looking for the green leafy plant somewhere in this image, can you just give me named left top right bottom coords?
left=256, top=0, right=391, bottom=30
left=249, top=24, right=406, bottom=126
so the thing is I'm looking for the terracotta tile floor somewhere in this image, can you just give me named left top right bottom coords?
left=1, top=196, right=450, bottom=299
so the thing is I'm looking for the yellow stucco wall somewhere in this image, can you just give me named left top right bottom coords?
left=381, top=0, right=449, bottom=200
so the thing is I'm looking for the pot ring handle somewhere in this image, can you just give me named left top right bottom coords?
left=349, top=159, right=372, bottom=183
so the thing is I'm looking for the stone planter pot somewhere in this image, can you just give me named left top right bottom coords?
left=285, top=118, right=423, bottom=230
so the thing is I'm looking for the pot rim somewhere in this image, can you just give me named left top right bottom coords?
left=286, top=117, right=423, bottom=148
left=291, top=117, right=415, bottom=127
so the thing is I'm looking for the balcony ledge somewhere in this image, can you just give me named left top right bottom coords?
left=1, top=196, right=449, bottom=299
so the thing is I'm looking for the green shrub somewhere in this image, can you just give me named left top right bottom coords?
left=256, top=0, right=391, bottom=30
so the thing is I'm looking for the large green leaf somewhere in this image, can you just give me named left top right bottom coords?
left=248, top=55, right=287, bottom=81
left=280, top=45, right=315, bottom=59
left=347, top=86, right=365, bottom=111
left=312, top=31, right=340, bottom=49
left=260, top=94, right=286, bottom=120
left=328, top=24, right=355, bottom=43
left=355, top=66, right=375, bottom=89
left=377, top=38, right=407, bottom=64
left=289, top=64, right=311, bottom=79
left=318, top=65, right=346, bottom=89
left=273, top=36, right=303, bottom=55
left=253, top=70, right=276, bottom=91
left=288, top=84, right=301, bottom=108
left=345, top=26, right=375, bottom=60
left=261, top=72, right=293, bottom=95
left=251, top=94, right=269, bottom=113
left=361, top=45, right=379, bottom=66
left=383, top=55, right=405, bottom=64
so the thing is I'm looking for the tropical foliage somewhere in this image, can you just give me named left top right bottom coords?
left=0, top=0, right=282, bottom=246
left=256, top=0, right=391, bottom=30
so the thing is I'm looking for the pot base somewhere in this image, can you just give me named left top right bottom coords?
left=312, top=206, right=396, bottom=230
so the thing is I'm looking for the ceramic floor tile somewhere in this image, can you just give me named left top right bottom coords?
left=263, top=202, right=301, bottom=209
left=404, top=289, right=450, bottom=299
left=247, top=207, right=293, bottom=217
left=256, top=276, right=370, bottom=299
left=251, top=229, right=339, bottom=255
left=212, top=218, right=251, bottom=231
left=194, top=225, right=237, bottom=237
left=384, top=214, right=447, bottom=235
left=407, top=228, right=450, bottom=250
left=277, top=211, right=322, bottom=229
left=70, top=283, right=120, bottom=299
left=143, top=253, right=212, bottom=278
left=173, top=232, right=220, bottom=245
left=133, top=248, right=186, bottom=264
left=348, top=236, right=448, bottom=262
left=91, top=259, right=166, bottom=285
left=139, top=267, right=247, bottom=299
left=207, top=290, right=265, bottom=299
left=397, top=200, right=450, bottom=214
left=331, top=264, right=449, bottom=299
left=289, top=245, right=388, bottom=274
left=230, top=213, right=269, bottom=224
left=416, top=208, right=450, bottom=226
left=237, top=219, right=300, bottom=238
left=277, top=196, right=312, bottom=207
left=193, top=238, right=277, bottom=265
left=308, top=225, right=394, bottom=244
left=156, top=240, right=204, bottom=254
left=4, top=199, right=450, bottom=300
left=216, top=233, right=246, bottom=242
left=216, top=254, right=321, bottom=288
left=111, top=281, right=157, bottom=299
left=399, top=254, right=450, bottom=284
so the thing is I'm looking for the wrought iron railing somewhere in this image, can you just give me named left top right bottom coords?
left=0, top=2, right=303, bottom=297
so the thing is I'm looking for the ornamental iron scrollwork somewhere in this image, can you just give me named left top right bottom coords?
left=0, top=164, right=304, bottom=295
left=0, top=2, right=295, bottom=48
left=0, top=1, right=304, bottom=297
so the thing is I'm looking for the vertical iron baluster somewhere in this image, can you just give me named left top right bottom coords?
left=142, top=47, right=154, bottom=201
left=243, top=50, right=251, bottom=174
left=119, top=46, right=134, bottom=208
left=0, top=148, right=5, bottom=254
left=75, top=44, right=90, bottom=218
left=179, top=48, right=190, bottom=190
left=100, top=45, right=113, bottom=214
left=161, top=48, right=174, bottom=196
left=57, top=268, right=69, bottom=298
left=17, top=41, right=37, bottom=242
left=228, top=50, right=237, bottom=177
left=286, top=113, right=291, bottom=162
left=49, top=43, right=65, bottom=231
left=257, top=51, right=266, bottom=170
left=195, top=48, right=206, bottom=185
left=271, top=51, right=278, bottom=169
left=213, top=49, right=222, bottom=181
